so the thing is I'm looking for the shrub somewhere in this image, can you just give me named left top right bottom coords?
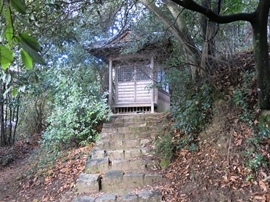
left=42, top=81, right=111, bottom=150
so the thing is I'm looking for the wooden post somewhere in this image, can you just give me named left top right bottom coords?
left=134, top=66, right=137, bottom=102
left=115, top=65, right=118, bottom=102
left=150, top=56, right=154, bottom=113
left=109, top=58, right=112, bottom=106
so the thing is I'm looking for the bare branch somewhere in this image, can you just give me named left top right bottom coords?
left=170, top=0, right=255, bottom=23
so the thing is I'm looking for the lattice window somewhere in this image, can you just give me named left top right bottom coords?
left=136, top=64, right=151, bottom=81
left=117, top=66, right=134, bottom=82
left=117, top=63, right=151, bottom=82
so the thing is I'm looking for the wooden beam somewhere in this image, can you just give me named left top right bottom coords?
left=150, top=56, right=155, bottom=113
left=109, top=58, right=112, bottom=106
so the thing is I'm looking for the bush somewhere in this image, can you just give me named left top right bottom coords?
left=155, top=132, right=175, bottom=161
left=154, top=67, right=214, bottom=158
left=42, top=74, right=111, bottom=150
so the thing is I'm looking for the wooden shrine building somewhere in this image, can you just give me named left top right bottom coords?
left=87, top=30, right=170, bottom=113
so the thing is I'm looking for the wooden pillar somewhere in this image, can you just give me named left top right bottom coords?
left=109, top=58, right=112, bottom=106
left=150, top=56, right=155, bottom=113
left=134, top=66, right=137, bottom=102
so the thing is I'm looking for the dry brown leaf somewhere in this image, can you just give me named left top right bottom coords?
left=259, top=180, right=268, bottom=192
left=223, top=174, right=229, bottom=183
left=253, top=195, right=266, bottom=201
left=230, top=176, right=239, bottom=182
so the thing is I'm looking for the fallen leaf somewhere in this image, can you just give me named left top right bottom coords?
left=259, top=180, right=268, bottom=192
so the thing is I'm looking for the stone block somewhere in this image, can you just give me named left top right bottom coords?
left=91, top=149, right=105, bottom=159
left=99, top=132, right=111, bottom=139
left=77, top=173, right=100, bottom=194
left=123, top=139, right=139, bottom=148
left=102, top=170, right=124, bottom=192
left=102, top=127, right=117, bottom=133
left=110, top=158, right=130, bottom=170
left=117, top=127, right=130, bottom=133
left=138, top=190, right=162, bottom=202
left=124, top=149, right=142, bottom=158
left=140, top=138, right=151, bottom=146
left=96, top=140, right=110, bottom=149
left=122, top=173, right=144, bottom=189
left=106, top=150, right=124, bottom=158
left=140, top=147, right=150, bottom=155
left=144, top=174, right=163, bottom=185
left=109, top=140, right=123, bottom=149
left=111, top=133, right=125, bottom=140
left=95, top=194, right=116, bottom=202
left=85, top=157, right=109, bottom=173
left=72, top=196, right=95, bottom=202
left=118, top=193, right=138, bottom=202
left=129, top=159, right=146, bottom=171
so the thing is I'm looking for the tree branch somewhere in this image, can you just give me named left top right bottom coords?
left=170, top=0, right=255, bottom=23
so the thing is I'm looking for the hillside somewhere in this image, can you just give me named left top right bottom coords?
left=0, top=51, right=270, bottom=201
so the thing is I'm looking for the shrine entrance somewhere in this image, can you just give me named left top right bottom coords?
left=116, top=62, right=152, bottom=104
left=87, top=30, right=170, bottom=113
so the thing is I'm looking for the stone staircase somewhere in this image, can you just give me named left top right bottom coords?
left=72, top=113, right=165, bottom=202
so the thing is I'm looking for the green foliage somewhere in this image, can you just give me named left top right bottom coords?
left=245, top=152, right=268, bottom=170
left=26, top=147, right=65, bottom=177
left=10, top=0, right=27, bottom=14
left=155, top=132, right=175, bottom=160
left=257, top=111, right=270, bottom=139
left=231, top=71, right=256, bottom=123
left=20, top=49, right=33, bottom=69
left=154, top=62, right=214, bottom=157
left=171, top=83, right=214, bottom=135
left=0, top=45, right=14, bottom=70
left=43, top=84, right=110, bottom=149
left=16, top=33, right=45, bottom=65
left=17, top=94, right=49, bottom=138
left=42, top=64, right=111, bottom=150
left=0, top=0, right=45, bottom=70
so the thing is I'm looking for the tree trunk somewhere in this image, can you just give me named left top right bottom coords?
left=252, top=0, right=270, bottom=109
left=0, top=83, right=4, bottom=146
left=139, top=0, right=201, bottom=81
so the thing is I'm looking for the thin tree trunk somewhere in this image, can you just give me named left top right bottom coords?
left=0, top=83, right=4, bottom=146
left=13, top=99, right=19, bottom=144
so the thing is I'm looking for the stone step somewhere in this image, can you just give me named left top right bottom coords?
left=72, top=190, right=162, bottom=202
left=75, top=114, right=165, bottom=202
left=90, top=148, right=150, bottom=160
left=85, top=157, right=159, bottom=174
left=102, top=120, right=160, bottom=129
left=99, top=131, right=157, bottom=141
left=109, top=114, right=162, bottom=123
left=101, top=125, right=159, bottom=134
left=110, top=157, right=159, bottom=172
left=95, top=138, right=151, bottom=150
left=77, top=170, right=163, bottom=195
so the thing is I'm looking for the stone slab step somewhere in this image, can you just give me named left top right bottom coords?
left=95, top=138, right=151, bottom=150
left=90, top=148, right=150, bottom=160
left=72, top=190, right=162, bottom=202
left=110, top=157, right=159, bottom=171
left=77, top=171, right=163, bottom=195
left=102, top=120, right=160, bottom=129
left=99, top=132, right=157, bottom=141
left=101, top=126, right=159, bottom=135
left=85, top=157, right=159, bottom=174
left=109, top=114, right=162, bottom=123
left=102, top=170, right=163, bottom=195
left=77, top=173, right=101, bottom=194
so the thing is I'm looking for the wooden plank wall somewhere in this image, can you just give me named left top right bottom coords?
left=117, top=81, right=152, bottom=103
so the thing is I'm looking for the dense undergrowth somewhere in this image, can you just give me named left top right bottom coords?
left=155, top=51, right=269, bottom=173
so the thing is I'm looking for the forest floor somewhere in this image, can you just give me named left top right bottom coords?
left=0, top=104, right=269, bottom=202
left=0, top=51, right=270, bottom=202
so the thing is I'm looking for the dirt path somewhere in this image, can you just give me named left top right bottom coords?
left=0, top=153, right=31, bottom=202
